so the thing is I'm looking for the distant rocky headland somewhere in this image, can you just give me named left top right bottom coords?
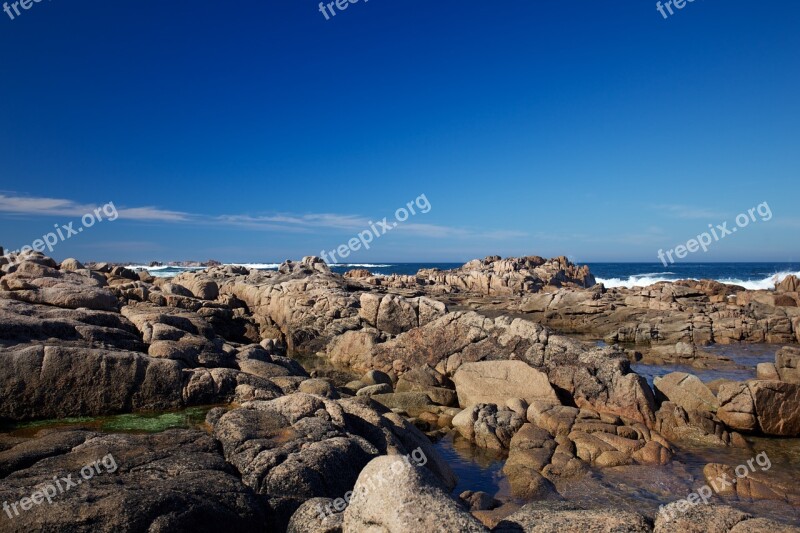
left=0, top=250, right=798, bottom=532
left=102, top=259, right=223, bottom=269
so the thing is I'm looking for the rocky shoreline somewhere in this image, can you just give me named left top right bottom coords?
left=0, top=251, right=798, bottom=532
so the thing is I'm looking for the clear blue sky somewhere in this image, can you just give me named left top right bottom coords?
left=1, top=0, right=798, bottom=264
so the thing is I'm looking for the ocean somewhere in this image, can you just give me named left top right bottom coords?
left=127, top=262, right=800, bottom=290
left=588, top=262, right=800, bottom=290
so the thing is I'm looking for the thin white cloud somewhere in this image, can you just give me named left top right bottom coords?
left=0, top=194, right=98, bottom=217
left=216, top=213, right=369, bottom=230
left=392, top=223, right=470, bottom=238
left=116, top=207, right=192, bottom=222
left=0, top=192, right=525, bottom=241
left=0, top=193, right=191, bottom=222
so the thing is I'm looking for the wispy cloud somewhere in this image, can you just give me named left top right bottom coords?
left=116, top=207, right=192, bottom=222
left=653, top=204, right=726, bottom=220
left=0, top=193, right=191, bottom=222
left=0, top=192, right=526, bottom=241
left=215, top=213, right=369, bottom=232
left=0, top=193, right=97, bottom=217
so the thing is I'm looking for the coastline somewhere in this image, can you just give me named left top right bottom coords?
left=1, top=251, right=798, bottom=531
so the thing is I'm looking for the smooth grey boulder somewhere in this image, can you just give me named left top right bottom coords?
left=342, top=455, right=487, bottom=533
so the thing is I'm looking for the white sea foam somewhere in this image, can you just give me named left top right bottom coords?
left=124, top=265, right=206, bottom=272
left=124, top=265, right=206, bottom=278
left=219, top=263, right=393, bottom=269
left=127, top=262, right=394, bottom=276
left=228, top=263, right=281, bottom=270
left=715, top=271, right=800, bottom=290
left=596, top=275, right=677, bottom=288
left=124, top=264, right=163, bottom=271
left=598, top=271, right=800, bottom=290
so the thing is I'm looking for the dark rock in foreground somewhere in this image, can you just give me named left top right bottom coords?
left=0, top=429, right=268, bottom=533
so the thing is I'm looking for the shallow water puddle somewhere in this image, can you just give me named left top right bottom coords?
left=624, top=342, right=786, bottom=387
left=433, top=431, right=800, bottom=526
left=433, top=432, right=511, bottom=498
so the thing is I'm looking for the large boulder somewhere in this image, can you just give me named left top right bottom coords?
left=359, top=294, right=448, bottom=335
left=342, top=455, right=487, bottom=532
left=453, top=361, right=559, bottom=408
left=182, top=277, right=220, bottom=300
left=396, top=365, right=457, bottom=406
left=748, top=381, right=800, bottom=436
left=59, top=258, right=84, bottom=271
left=452, top=403, right=525, bottom=449
left=654, top=372, right=719, bottom=413
left=376, top=294, right=418, bottom=335
left=0, top=345, right=184, bottom=420
left=365, top=311, right=548, bottom=375
left=776, top=346, right=800, bottom=384
left=776, top=275, right=800, bottom=293
left=0, top=262, right=118, bottom=311
left=717, top=380, right=800, bottom=436
left=369, top=392, right=434, bottom=416
left=0, top=343, right=283, bottom=421
left=0, top=298, right=145, bottom=351
left=717, top=382, right=758, bottom=432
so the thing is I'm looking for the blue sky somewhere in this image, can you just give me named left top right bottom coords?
left=0, top=0, right=798, bottom=264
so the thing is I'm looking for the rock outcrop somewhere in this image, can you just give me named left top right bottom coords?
left=516, top=280, right=800, bottom=349
left=494, top=501, right=651, bottom=533
left=1, top=250, right=798, bottom=532
left=211, top=393, right=456, bottom=529
left=351, top=255, right=596, bottom=296
left=717, top=380, right=800, bottom=436
left=0, top=429, right=269, bottom=533
left=336, top=310, right=657, bottom=425
left=655, top=503, right=798, bottom=533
